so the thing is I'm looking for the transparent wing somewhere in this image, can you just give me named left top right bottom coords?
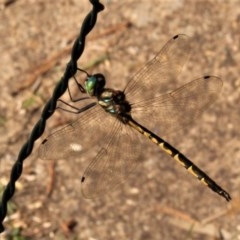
left=39, top=104, right=114, bottom=160
left=125, top=34, right=191, bottom=104
left=124, top=34, right=222, bottom=136
left=39, top=102, right=143, bottom=199
left=131, top=76, right=223, bottom=136
left=81, top=118, right=142, bottom=199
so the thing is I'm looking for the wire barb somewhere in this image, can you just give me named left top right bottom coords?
left=0, top=0, right=104, bottom=233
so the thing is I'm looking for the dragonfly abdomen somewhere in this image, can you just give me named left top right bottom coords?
left=128, top=117, right=231, bottom=201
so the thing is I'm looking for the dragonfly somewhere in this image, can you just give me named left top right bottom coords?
left=39, top=34, right=231, bottom=201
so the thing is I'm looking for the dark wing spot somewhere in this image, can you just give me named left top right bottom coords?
left=81, top=176, right=85, bottom=183
left=203, top=75, right=210, bottom=79
left=41, top=139, right=48, bottom=144
left=173, top=34, right=179, bottom=40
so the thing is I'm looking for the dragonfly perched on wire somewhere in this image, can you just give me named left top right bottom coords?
left=39, top=34, right=231, bottom=201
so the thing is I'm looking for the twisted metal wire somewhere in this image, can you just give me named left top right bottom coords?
left=0, top=0, right=104, bottom=233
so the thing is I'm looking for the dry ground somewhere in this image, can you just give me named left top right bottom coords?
left=0, top=0, right=240, bottom=239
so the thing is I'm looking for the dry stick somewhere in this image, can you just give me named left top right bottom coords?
left=156, top=204, right=198, bottom=224
left=168, top=217, right=221, bottom=239
left=12, top=21, right=131, bottom=95
left=201, top=196, right=240, bottom=224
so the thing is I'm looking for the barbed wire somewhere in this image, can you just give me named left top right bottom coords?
left=0, top=0, right=104, bottom=233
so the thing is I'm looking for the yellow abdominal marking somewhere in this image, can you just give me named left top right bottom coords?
left=134, top=124, right=143, bottom=134
left=143, top=131, right=151, bottom=138
left=173, top=154, right=185, bottom=167
left=159, top=143, right=173, bottom=155
left=200, top=178, right=208, bottom=186
left=150, top=136, right=159, bottom=144
left=187, top=166, right=199, bottom=178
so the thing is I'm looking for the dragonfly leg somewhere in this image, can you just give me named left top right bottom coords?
left=67, top=67, right=92, bottom=102
left=57, top=99, right=96, bottom=114
left=66, top=75, right=87, bottom=102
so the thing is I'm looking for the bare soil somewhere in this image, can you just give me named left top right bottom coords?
left=0, top=0, right=240, bottom=239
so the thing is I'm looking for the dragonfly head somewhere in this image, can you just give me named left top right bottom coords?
left=85, top=73, right=106, bottom=96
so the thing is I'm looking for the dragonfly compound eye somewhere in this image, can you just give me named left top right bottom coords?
left=85, top=73, right=106, bottom=96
